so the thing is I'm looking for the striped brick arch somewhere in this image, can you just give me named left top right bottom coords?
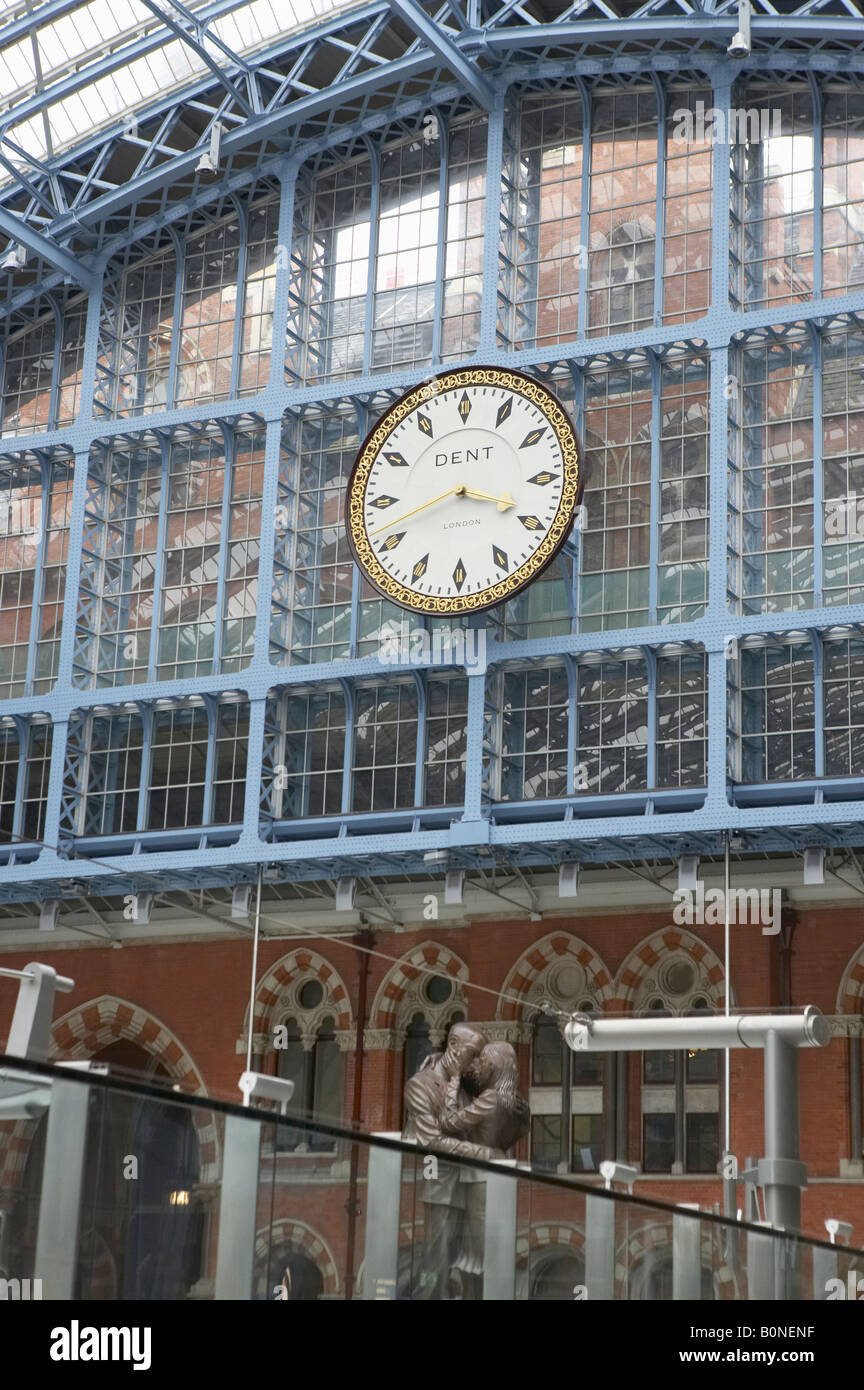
left=369, top=941, right=468, bottom=1031
left=516, top=1222, right=585, bottom=1261
left=836, top=943, right=864, bottom=1014
left=611, top=928, right=727, bottom=1011
left=245, top=948, right=353, bottom=1040
left=256, top=1219, right=340, bottom=1297
left=498, top=933, right=613, bottom=1020
left=0, top=996, right=218, bottom=1190
left=613, top=1221, right=738, bottom=1300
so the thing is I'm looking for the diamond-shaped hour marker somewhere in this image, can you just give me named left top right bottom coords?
left=452, top=559, right=466, bottom=592
left=379, top=532, right=406, bottom=552
left=520, top=427, right=547, bottom=448
left=458, top=392, right=471, bottom=421
left=518, top=514, right=542, bottom=531
left=496, top=398, right=512, bottom=427
left=412, top=553, right=429, bottom=581
left=369, top=494, right=398, bottom=509
left=527, top=470, right=559, bottom=486
left=384, top=451, right=408, bottom=466
left=417, top=413, right=433, bottom=436
left=492, top=544, right=509, bottom=570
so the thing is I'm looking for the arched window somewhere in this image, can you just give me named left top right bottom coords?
left=629, top=1247, right=716, bottom=1301
left=404, top=1011, right=436, bottom=1082
left=275, top=984, right=344, bottom=1152
left=530, top=990, right=603, bottom=1175
left=396, top=969, right=467, bottom=1094
left=640, top=960, right=720, bottom=1175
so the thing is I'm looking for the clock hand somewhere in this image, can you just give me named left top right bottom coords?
left=369, top=484, right=465, bottom=535
left=462, top=488, right=515, bottom=511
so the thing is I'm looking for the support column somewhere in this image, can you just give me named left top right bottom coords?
left=760, top=1029, right=806, bottom=1231
left=672, top=1205, right=702, bottom=1300
left=214, top=1113, right=262, bottom=1300
left=34, top=1077, right=89, bottom=1300
left=585, top=1192, right=615, bottom=1301
left=482, top=1164, right=517, bottom=1300
left=363, top=1133, right=403, bottom=1300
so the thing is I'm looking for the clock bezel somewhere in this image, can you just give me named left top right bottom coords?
left=344, top=365, right=583, bottom=615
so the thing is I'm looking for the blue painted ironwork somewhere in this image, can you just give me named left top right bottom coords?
left=0, top=10, right=862, bottom=906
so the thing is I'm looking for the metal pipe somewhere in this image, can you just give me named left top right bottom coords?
left=564, top=1007, right=828, bottom=1054
left=724, top=834, right=731, bottom=1154
left=0, top=965, right=73, bottom=990
left=244, top=865, right=263, bottom=1076
left=344, top=927, right=373, bottom=1301
left=849, top=1034, right=862, bottom=1164
left=762, top=1029, right=804, bottom=1233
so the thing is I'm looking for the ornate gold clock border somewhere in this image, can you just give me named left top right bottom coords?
left=344, top=366, right=583, bottom=616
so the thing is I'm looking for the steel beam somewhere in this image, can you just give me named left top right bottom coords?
left=386, top=0, right=494, bottom=108
left=0, top=208, right=94, bottom=288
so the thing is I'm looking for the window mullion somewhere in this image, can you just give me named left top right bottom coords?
left=674, top=1050, right=685, bottom=1172
left=432, top=113, right=449, bottom=363
left=808, top=74, right=824, bottom=300
left=362, top=142, right=381, bottom=377
left=576, top=78, right=591, bottom=339
left=479, top=92, right=506, bottom=352
left=810, top=322, right=824, bottom=610
left=228, top=198, right=248, bottom=398
left=643, top=644, right=657, bottom=791
left=650, top=75, right=667, bottom=328
left=46, top=295, right=63, bottom=430
left=648, top=350, right=661, bottom=626
left=340, top=678, right=354, bottom=815
left=165, top=228, right=185, bottom=409
left=211, top=426, right=235, bottom=673
left=147, top=439, right=171, bottom=682
left=135, top=701, right=153, bottom=833
left=24, top=463, right=50, bottom=694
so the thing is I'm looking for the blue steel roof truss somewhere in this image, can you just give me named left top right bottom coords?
left=0, top=6, right=862, bottom=904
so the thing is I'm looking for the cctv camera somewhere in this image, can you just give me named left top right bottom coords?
left=600, top=1159, right=639, bottom=1191
left=825, top=1217, right=853, bottom=1245
left=727, top=31, right=750, bottom=56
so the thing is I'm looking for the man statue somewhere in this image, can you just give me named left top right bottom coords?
left=402, top=1023, right=501, bottom=1299
left=440, top=1040, right=530, bottom=1299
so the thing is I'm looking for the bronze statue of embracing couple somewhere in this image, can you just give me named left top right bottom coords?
left=402, top=1023, right=529, bottom=1299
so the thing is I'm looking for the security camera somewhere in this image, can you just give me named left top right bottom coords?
left=2, top=243, right=26, bottom=270
left=600, top=1159, right=639, bottom=1191
left=825, top=1217, right=853, bottom=1246
left=727, top=0, right=751, bottom=55
left=238, top=1070, right=295, bottom=1114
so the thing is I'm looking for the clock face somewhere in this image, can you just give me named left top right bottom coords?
left=345, top=367, right=582, bottom=614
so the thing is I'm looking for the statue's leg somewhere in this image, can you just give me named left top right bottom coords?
left=416, top=1199, right=455, bottom=1300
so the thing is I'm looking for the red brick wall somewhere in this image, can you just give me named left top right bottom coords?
left=2, top=905, right=863, bottom=1274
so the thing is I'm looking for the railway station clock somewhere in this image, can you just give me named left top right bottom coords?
left=344, top=367, right=583, bottom=615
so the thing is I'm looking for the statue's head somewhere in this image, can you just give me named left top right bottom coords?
left=442, top=1023, right=487, bottom=1077
left=472, top=1041, right=518, bottom=1089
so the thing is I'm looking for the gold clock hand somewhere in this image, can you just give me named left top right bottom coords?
left=369, top=484, right=464, bottom=535
left=462, top=488, right=515, bottom=511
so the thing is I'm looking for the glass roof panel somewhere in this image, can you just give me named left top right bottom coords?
left=0, top=0, right=354, bottom=179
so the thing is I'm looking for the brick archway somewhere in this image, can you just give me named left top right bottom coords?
left=837, top=943, right=864, bottom=1014
left=255, top=1218, right=340, bottom=1297
left=612, top=927, right=727, bottom=1011
left=498, top=933, right=614, bottom=1020
left=245, top=948, right=353, bottom=1042
left=614, top=1220, right=738, bottom=1300
left=516, top=1222, right=585, bottom=1261
left=0, top=996, right=218, bottom=1190
left=369, top=941, right=468, bottom=1031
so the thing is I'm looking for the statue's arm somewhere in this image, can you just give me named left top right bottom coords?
left=441, top=1086, right=497, bottom=1137
left=404, top=1076, right=499, bottom=1160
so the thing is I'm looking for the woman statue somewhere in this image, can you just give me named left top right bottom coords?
left=439, top=1041, right=530, bottom=1298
